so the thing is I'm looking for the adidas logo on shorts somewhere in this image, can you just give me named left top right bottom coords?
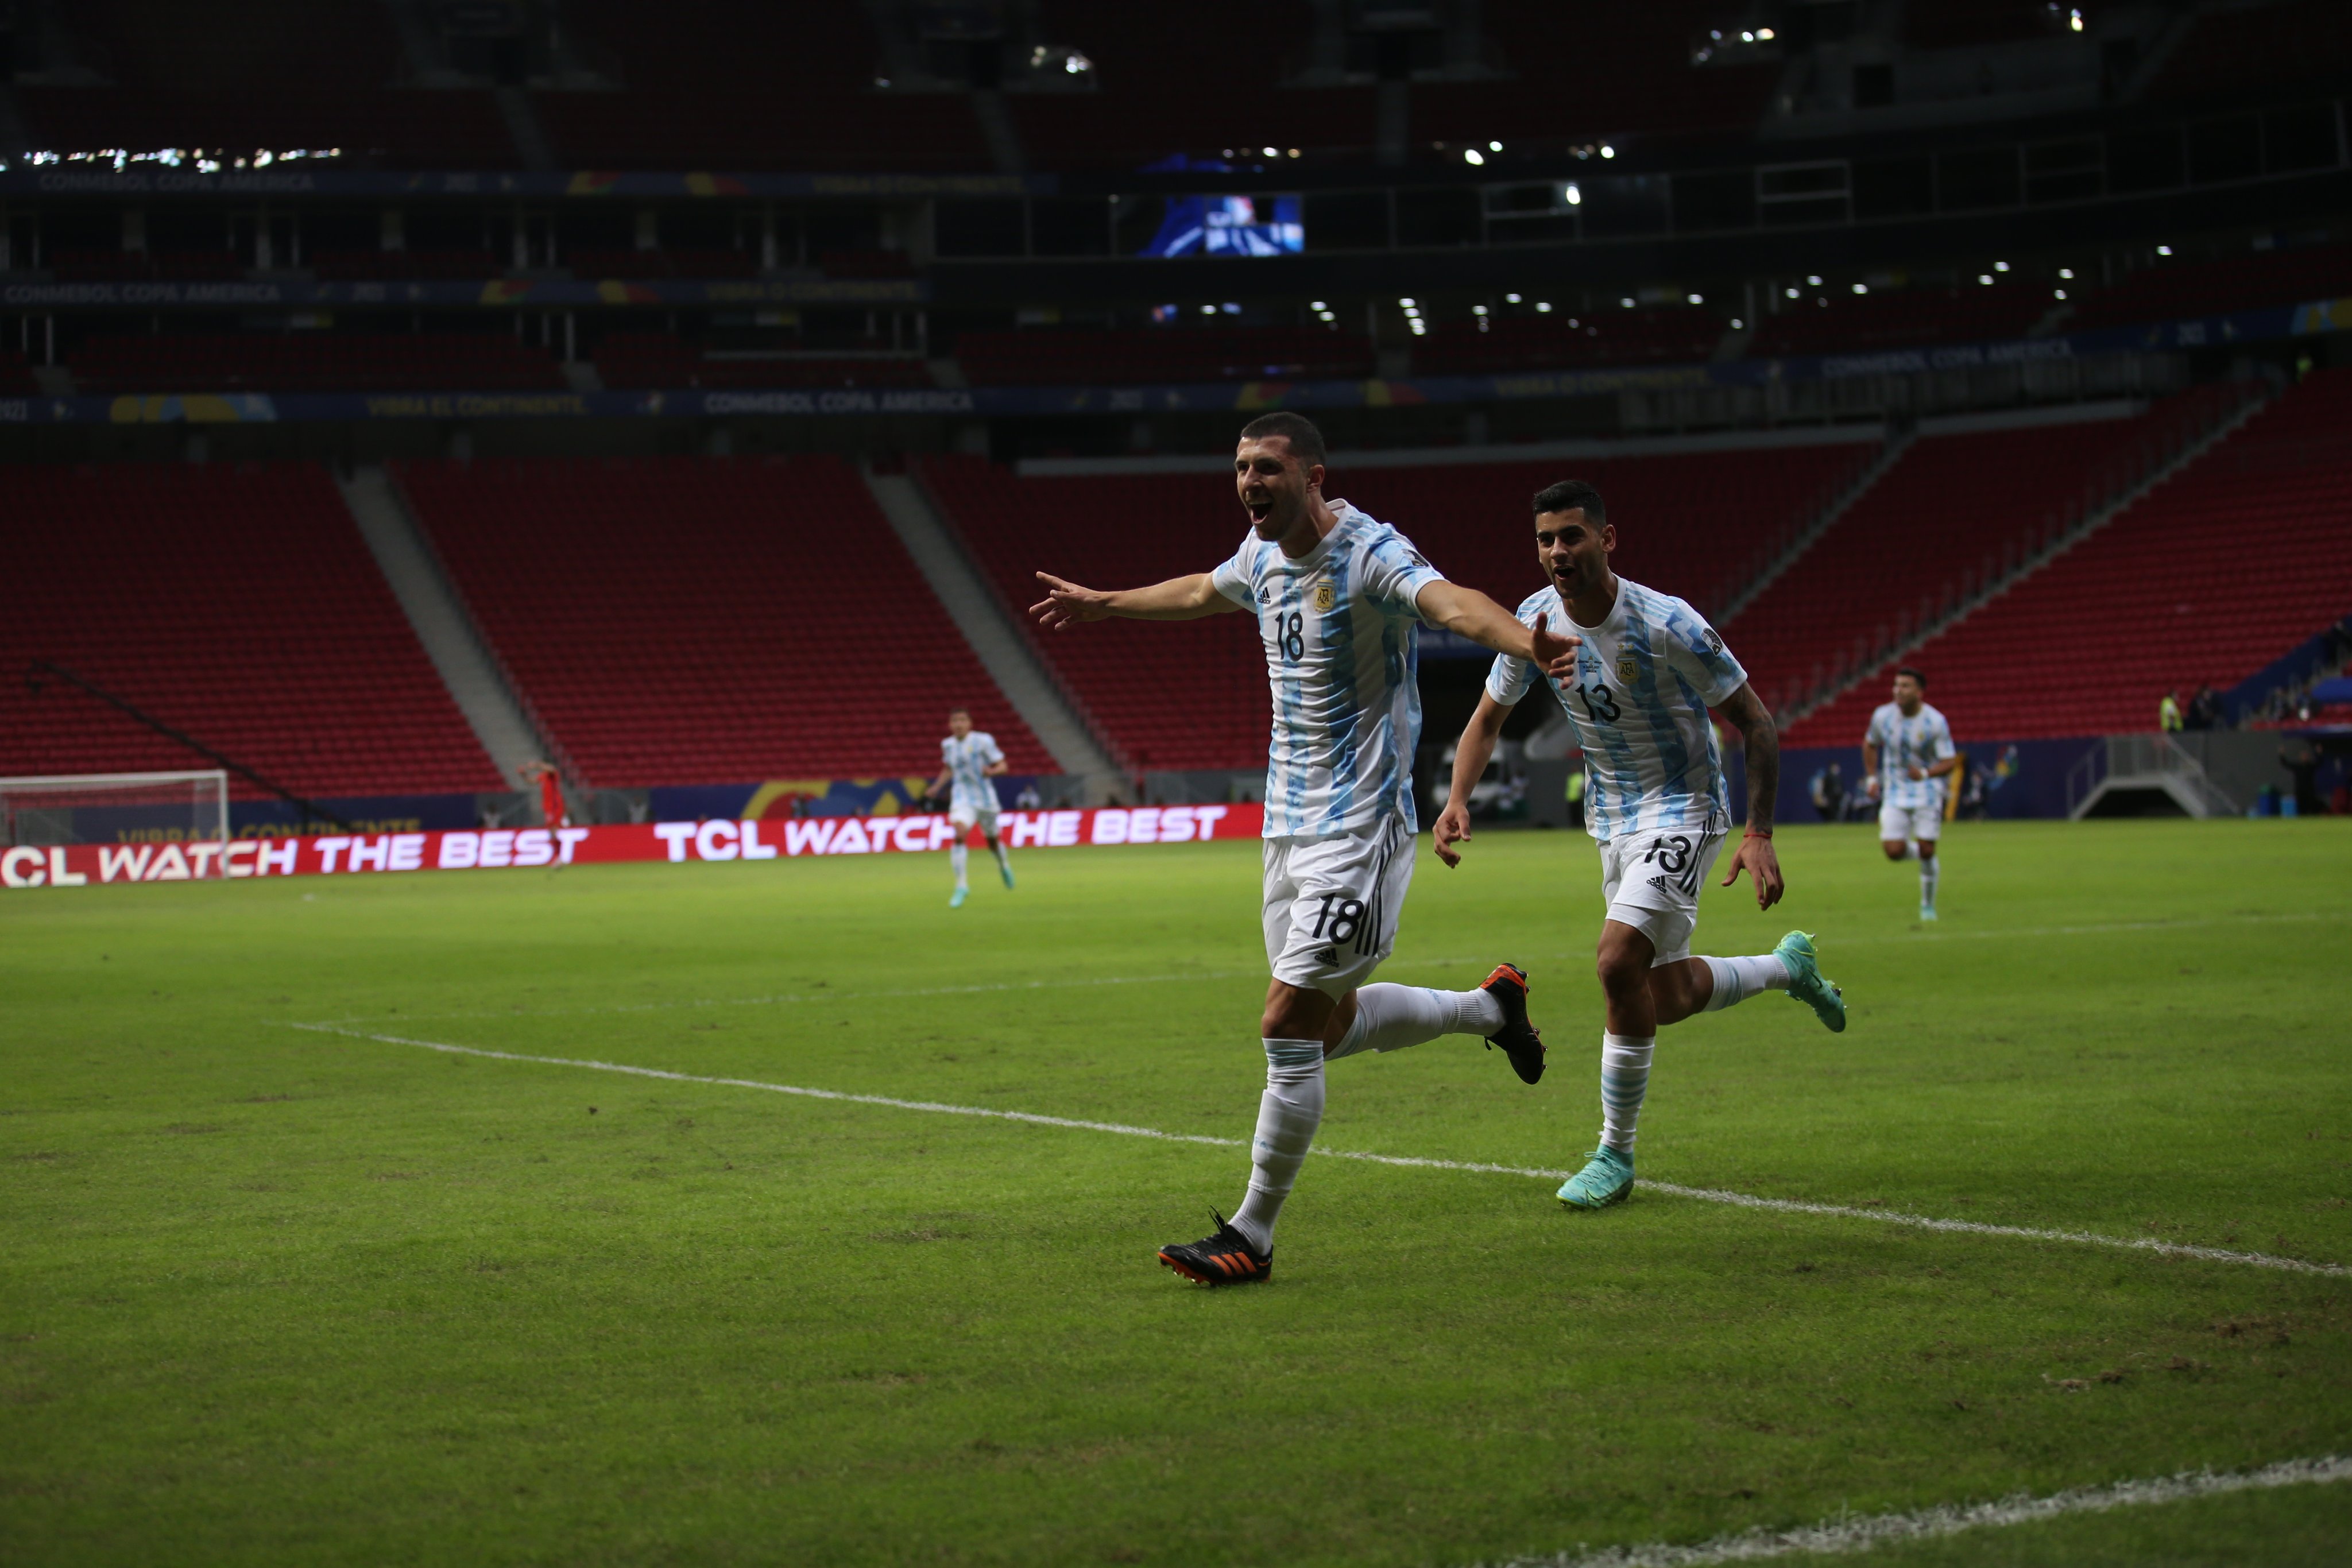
left=1316, top=946, right=1340, bottom=964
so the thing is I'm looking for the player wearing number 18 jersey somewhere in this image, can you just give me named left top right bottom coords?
left=1032, top=412, right=1580, bottom=1286
left=1436, top=479, right=1850, bottom=1213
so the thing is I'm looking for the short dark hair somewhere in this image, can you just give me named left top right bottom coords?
left=949, top=706, right=972, bottom=717
left=1895, top=667, right=1927, bottom=688
left=1238, top=412, right=1327, bottom=465
left=1533, top=479, right=1606, bottom=524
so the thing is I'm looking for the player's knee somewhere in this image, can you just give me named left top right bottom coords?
left=1916, top=842, right=1936, bottom=861
left=1594, top=946, right=1646, bottom=997
left=1881, top=841, right=1907, bottom=861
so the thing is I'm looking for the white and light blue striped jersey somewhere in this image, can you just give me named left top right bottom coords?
left=1209, top=500, right=1445, bottom=839
left=1486, top=578, right=1748, bottom=841
left=1864, top=702, right=1955, bottom=810
left=940, top=730, right=1005, bottom=812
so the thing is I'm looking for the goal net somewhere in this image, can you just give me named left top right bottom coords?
left=0, top=771, right=231, bottom=861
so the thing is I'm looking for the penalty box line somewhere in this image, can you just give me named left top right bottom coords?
left=288, top=1023, right=2349, bottom=1280
left=1477, top=1453, right=2352, bottom=1568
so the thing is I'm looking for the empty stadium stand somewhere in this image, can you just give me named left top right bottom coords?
left=1727, top=397, right=2242, bottom=723
left=533, top=1, right=988, bottom=171
left=69, top=334, right=566, bottom=394
left=563, top=249, right=760, bottom=280
left=954, top=327, right=1375, bottom=387
left=309, top=250, right=507, bottom=281
left=2145, top=0, right=2352, bottom=101
left=0, top=462, right=501, bottom=796
left=1786, top=370, right=2352, bottom=744
left=18, top=0, right=518, bottom=167
left=1749, top=281, right=2052, bottom=357
left=1418, top=307, right=1724, bottom=374
left=2066, top=243, right=2352, bottom=334
left=920, top=440, right=1870, bottom=769
left=394, top=455, right=1051, bottom=786
left=0, top=350, right=39, bottom=397
left=47, top=249, right=246, bottom=283
left=593, top=335, right=929, bottom=391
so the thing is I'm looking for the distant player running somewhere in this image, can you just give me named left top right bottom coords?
left=1436, top=480, right=1848, bottom=1213
left=927, top=707, right=1013, bottom=909
left=1862, top=668, right=1956, bottom=922
left=1032, top=412, right=1579, bottom=1287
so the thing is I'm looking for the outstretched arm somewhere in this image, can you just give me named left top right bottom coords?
left=1433, top=692, right=1515, bottom=868
left=1415, top=580, right=1579, bottom=680
left=1031, top=571, right=1240, bottom=629
left=1715, top=682, right=1784, bottom=909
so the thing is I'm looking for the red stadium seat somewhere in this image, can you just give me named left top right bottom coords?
left=0, top=462, right=501, bottom=797
left=1782, top=370, right=2352, bottom=744
left=396, top=455, right=1053, bottom=786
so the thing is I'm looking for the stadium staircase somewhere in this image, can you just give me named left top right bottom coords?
left=335, top=465, right=559, bottom=800
left=863, top=467, right=1123, bottom=790
left=1777, top=372, right=2342, bottom=746
left=392, top=455, right=1057, bottom=789
left=0, top=461, right=502, bottom=799
left=918, top=433, right=1882, bottom=772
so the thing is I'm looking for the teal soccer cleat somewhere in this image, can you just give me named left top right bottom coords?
left=1920, top=903, right=1938, bottom=922
left=1557, top=1145, right=1635, bottom=1210
left=1775, top=931, right=1846, bottom=1032
left=949, top=886, right=969, bottom=909
left=1000, top=861, right=1016, bottom=890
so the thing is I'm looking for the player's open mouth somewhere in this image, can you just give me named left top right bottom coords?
left=1244, top=497, right=1274, bottom=522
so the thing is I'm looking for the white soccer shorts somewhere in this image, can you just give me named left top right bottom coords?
left=1262, top=812, right=1414, bottom=997
left=1877, top=800, right=1943, bottom=843
left=949, top=800, right=1000, bottom=836
left=1598, top=825, right=1727, bottom=967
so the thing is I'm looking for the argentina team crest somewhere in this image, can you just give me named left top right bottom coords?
left=1313, top=579, right=1337, bottom=612
left=1616, top=650, right=1640, bottom=687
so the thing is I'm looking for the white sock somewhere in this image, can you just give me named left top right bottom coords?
left=1903, top=841, right=1921, bottom=861
left=991, top=839, right=1011, bottom=872
left=1599, top=1032, right=1655, bottom=1152
left=949, top=842, right=969, bottom=890
left=1325, top=983, right=1504, bottom=1060
left=1229, top=1040, right=1325, bottom=1252
left=1699, top=954, right=1793, bottom=1012
left=1920, top=856, right=1940, bottom=907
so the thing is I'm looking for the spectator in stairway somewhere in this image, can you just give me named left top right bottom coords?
left=2185, top=685, right=2223, bottom=731
left=2158, top=691, right=2183, bottom=732
left=1015, top=781, right=1043, bottom=810
left=520, top=761, right=570, bottom=830
left=2278, top=736, right=2323, bottom=817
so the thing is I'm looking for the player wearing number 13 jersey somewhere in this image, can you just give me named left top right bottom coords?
left=1032, top=412, right=1579, bottom=1286
left=1436, top=479, right=1850, bottom=1214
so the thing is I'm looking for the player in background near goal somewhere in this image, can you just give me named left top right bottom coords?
left=1033, top=412, right=1579, bottom=1287
left=520, top=761, right=568, bottom=831
left=1863, top=668, right=1956, bottom=922
left=1435, top=479, right=1848, bottom=1213
left=927, top=707, right=1013, bottom=909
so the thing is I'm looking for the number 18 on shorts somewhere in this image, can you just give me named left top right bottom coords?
left=1262, top=813, right=1414, bottom=997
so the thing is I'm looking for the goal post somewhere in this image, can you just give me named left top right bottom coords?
left=0, top=771, right=231, bottom=866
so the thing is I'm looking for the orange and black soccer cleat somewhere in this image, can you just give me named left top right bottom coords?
left=1480, top=962, right=1545, bottom=1084
left=1156, top=1211, right=1272, bottom=1287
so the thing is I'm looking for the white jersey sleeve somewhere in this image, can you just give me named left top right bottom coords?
left=1209, top=534, right=1261, bottom=608
left=1483, top=591, right=1550, bottom=707
left=1655, top=599, right=1747, bottom=707
left=1356, top=530, right=1445, bottom=624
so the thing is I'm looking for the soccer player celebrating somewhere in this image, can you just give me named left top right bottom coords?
left=1434, top=481, right=1847, bottom=1213
left=519, top=760, right=568, bottom=831
left=1032, top=412, right=1578, bottom=1286
left=926, top=707, right=1013, bottom=909
left=1862, top=667, right=1956, bottom=921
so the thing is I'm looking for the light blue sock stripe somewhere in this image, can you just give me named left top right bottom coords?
left=1264, top=1040, right=1325, bottom=1069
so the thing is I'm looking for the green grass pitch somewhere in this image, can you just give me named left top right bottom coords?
left=5, top=819, right=2349, bottom=1566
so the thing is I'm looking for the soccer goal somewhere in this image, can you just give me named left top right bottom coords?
left=0, top=771, right=231, bottom=861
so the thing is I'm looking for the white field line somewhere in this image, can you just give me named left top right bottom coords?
left=299, top=909, right=2341, bottom=1026
left=1477, top=1454, right=2352, bottom=1568
left=288, top=1023, right=2348, bottom=1277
